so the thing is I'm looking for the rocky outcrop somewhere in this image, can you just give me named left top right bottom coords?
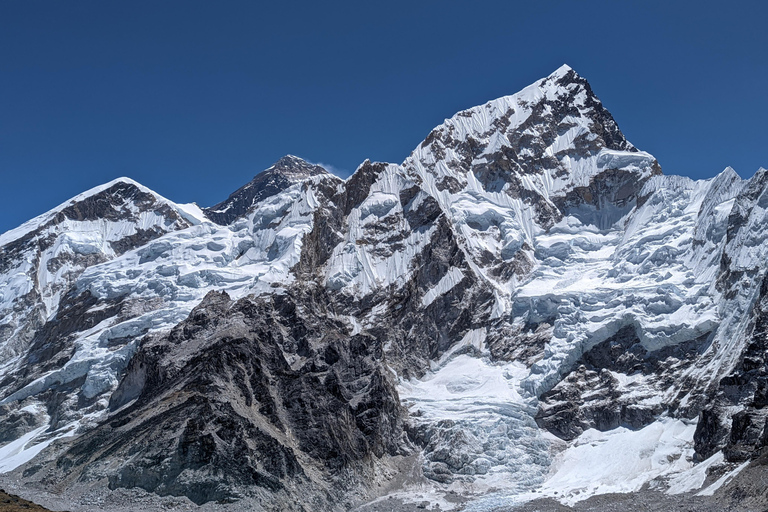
left=35, top=290, right=407, bottom=508
left=537, top=326, right=711, bottom=440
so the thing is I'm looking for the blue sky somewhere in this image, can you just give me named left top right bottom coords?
left=1, top=1, right=766, bottom=234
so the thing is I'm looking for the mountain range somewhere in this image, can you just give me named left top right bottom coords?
left=1, top=65, right=767, bottom=511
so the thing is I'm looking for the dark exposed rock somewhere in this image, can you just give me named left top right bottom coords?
left=694, top=408, right=730, bottom=461
left=0, top=404, right=46, bottom=444
left=537, top=325, right=712, bottom=440
left=59, top=182, right=174, bottom=223
left=485, top=321, right=552, bottom=365
left=554, top=69, right=635, bottom=153
left=555, top=166, right=661, bottom=229
left=53, top=290, right=408, bottom=507
left=695, top=269, right=768, bottom=462
left=341, top=160, right=389, bottom=216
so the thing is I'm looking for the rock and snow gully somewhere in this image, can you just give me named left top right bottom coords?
left=1, top=65, right=767, bottom=511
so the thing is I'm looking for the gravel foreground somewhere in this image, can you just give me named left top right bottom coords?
left=0, top=489, right=62, bottom=512
left=1, top=487, right=767, bottom=512
left=3, top=454, right=768, bottom=512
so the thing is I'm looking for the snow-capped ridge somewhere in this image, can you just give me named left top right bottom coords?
left=549, top=63, right=574, bottom=78
left=0, top=177, right=199, bottom=248
left=639, top=174, right=696, bottom=198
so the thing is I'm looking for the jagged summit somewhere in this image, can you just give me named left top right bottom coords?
left=0, top=176, right=199, bottom=248
left=398, top=65, right=658, bottom=243
left=205, top=65, right=643, bottom=229
left=550, top=63, right=573, bottom=76
left=203, top=155, right=337, bottom=225
left=405, top=64, right=645, bottom=197
left=268, top=154, right=330, bottom=179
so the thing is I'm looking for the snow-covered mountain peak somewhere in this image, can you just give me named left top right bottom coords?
left=203, top=155, right=338, bottom=225
left=5, top=67, right=768, bottom=512
left=0, top=175, right=198, bottom=378
left=403, top=65, right=651, bottom=208
left=62, top=176, right=173, bottom=209
left=351, top=66, right=662, bottom=318
left=0, top=177, right=198, bottom=249
left=268, top=154, right=330, bottom=179
left=549, top=62, right=574, bottom=77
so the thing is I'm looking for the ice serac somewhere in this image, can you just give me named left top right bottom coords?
left=204, top=155, right=330, bottom=225
left=2, top=66, right=768, bottom=510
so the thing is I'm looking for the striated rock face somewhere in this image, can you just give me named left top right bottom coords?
left=536, top=325, right=710, bottom=440
left=2, top=65, right=768, bottom=509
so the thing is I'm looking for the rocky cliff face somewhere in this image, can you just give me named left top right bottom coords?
left=1, top=66, right=767, bottom=510
left=50, top=290, right=407, bottom=509
left=692, top=168, right=768, bottom=463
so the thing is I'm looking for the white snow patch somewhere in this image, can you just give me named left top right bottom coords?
left=538, top=418, right=697, bottom=505
left=666, top=451, right=724, bottom=495
left=422, top=268, right=465, bottom=307
left=696, top=460, right=749, bottom=496
left=0, top=422, right=77, bottom=474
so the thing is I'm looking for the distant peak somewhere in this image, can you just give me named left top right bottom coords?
left=203, top=156, right=334, bottom=225
left=274, top=154, right=307, bottom=165
left=266, top=155, right=329, bottom=180
left=98, top=176, right=145, bottom=189
left=707, top=166, right=745, bottom=196
left=0, top=175, right=176, bottom=245
left=73, top=176, right=156, bottom=203
left=70, top=177, right=144, bottom=193
left=542, top=64, right=587, bottom=90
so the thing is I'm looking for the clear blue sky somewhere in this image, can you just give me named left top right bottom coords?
left=1, top=1, right=766, bottom=234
